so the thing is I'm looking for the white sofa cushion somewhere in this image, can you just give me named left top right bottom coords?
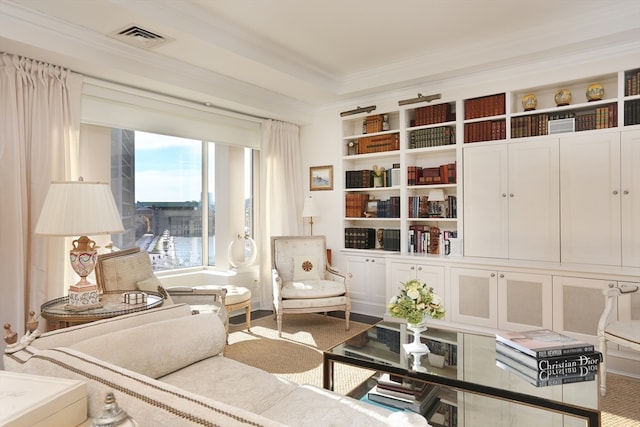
left=160, top=355, right=298, bottom=414
left=292, top=255, right=321, bottom=280
left=70, top=312, right=225, bottom=379
left=260, top=384, right=392, bottom=427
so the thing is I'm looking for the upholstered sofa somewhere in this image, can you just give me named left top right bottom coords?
left=3, top=303, right=412, bottom=427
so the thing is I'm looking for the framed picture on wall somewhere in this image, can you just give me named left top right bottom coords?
left=310, top=165, right=333, bottom=191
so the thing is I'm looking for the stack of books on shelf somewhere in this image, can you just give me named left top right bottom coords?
left=366, top=374, right=440, bottom=415
left=495, top=329, right=601, bottom=387
left=345, top=193, right=369, bottom=217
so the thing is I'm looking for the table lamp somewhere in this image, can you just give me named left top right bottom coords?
left=427, top=188, right=446, bottom=218
left=35, top=179, right=124, bottom=311
left=302, top=196, right=320, bottom=235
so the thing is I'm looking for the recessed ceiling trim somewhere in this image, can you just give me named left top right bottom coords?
left=108, top=24, right=173, bottom=49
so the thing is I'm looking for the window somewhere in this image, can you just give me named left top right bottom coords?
left=105, top=128, right=254, bottom=271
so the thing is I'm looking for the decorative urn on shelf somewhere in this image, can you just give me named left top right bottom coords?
left=521, top=93, right=537, bottom=111
left=554, top=88, right=572, bottom=106
left=586, top=83, right=605, bottom=101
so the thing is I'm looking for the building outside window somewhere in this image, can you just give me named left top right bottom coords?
left=106, top=128, right=253, bottom=271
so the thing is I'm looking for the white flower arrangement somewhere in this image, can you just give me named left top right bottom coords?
left=388, top=279, right=445, bottom=324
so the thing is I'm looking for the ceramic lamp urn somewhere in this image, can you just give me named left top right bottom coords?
left=554, top=88, right=572, bottom=106
left=521, top=94, right=537, bottom=111
left=586, top=83, right=604, bottom=101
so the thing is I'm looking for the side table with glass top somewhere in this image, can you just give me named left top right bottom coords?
left=40, top=291, right=164, bottom=331
left=323, top=321, right=600, bottom=427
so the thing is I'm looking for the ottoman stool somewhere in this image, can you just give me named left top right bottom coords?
left=222, top=285, right=252, bottom=329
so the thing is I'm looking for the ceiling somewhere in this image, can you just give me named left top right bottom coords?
left=1, top=0, right=639, bottom=123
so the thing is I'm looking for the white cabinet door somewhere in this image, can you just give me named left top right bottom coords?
left=507, top=139, right=559, bottom=262
left=552, top=276, right=611, bottom=345
left=463, top=138, right=559, bottom=262
left=450, top=267, right=498, bottom=329
left=463, top=145, right=509, bottom=258
left=621, top=130, right=640, bottom=268
left=344, top=254, right=387, bottom=316
left=560, top=132, right=621, bottom=265
left=497, top=271, right=553, bottom=331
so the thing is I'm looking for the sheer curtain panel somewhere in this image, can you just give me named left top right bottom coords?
left=0, top=53, right=82, bottom=360
left=258, top=119, right=303, bottom=307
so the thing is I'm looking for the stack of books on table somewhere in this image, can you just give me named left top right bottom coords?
left=366, top=373, right=440, bottom=414
left=495, top=329, right=602, bottom=387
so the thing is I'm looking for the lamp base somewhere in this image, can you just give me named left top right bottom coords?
left=65, top=283, right=102, bottom=311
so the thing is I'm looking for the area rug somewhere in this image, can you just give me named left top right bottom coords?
left=224, top=313, right=376, bottom=395
left=226, top=314, right=640, bottom=426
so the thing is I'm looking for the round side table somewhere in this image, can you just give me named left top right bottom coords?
left=40, top=291, right=164, bottom=330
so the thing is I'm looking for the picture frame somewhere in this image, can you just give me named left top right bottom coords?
left=310, top=165, right=333, bottom=191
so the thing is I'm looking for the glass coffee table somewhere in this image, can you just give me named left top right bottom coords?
left=323, top=321, right=599, bottom=427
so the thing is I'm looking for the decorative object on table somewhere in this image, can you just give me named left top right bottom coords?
left=554, top=88, right=572, bottom=106
left=302, top=196, right=321, bottom=235
left=309, top=165, right=333, bottom=191
left=26, top=310, right=39, bottom=333
left=121, top=291, right=147, bottom=304
left=521, top=93, right=537, bottom=111
left=427, top=188, right=445, bottom=218
left=388, top=280, right=445, bottom=370
left=586, top=82, right=605, bottom=101
left=35, top=178, right=124, bottom=311
left=227, top=232, right=257, bottom=267
left=92, top=391, right=138, bottom=426
left=372, top=164, right=386, bottom=187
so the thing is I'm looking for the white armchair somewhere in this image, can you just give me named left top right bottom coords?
left=95, top=247, right=228, bottom=330
left=271, top=235, right=351, bottom=337
left=597, top=283, right=640, bottom=396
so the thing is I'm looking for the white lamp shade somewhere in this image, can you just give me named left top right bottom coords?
left=35, top=181, right=125, bottom=236
left=302, top=196, right=320, bottom=218
left=428, top=189, right=446, bottom=202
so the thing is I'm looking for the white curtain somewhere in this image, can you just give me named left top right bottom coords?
left=0, top=53, right=82, bottom=358
left=258, top=119, right=303, bottom=308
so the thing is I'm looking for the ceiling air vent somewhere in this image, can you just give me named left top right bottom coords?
left=109, top=25, right=173, bottom=49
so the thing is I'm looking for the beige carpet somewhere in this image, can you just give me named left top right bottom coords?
left=225, top=314, right=640, bottom=426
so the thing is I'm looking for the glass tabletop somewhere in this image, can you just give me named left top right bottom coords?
left=324, top=321, right=599, bottom=427
left=41, top=291, right=164, bottom=320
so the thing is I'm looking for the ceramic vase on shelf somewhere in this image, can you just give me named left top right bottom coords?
left=554, top=88, right=572, bottom=106
left=521, top=93, right=537, bottom=111
left=586, top=83, right=604, bottom=101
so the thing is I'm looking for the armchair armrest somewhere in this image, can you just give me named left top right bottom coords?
left=597, top=284, right=638, bottom=334
left=325, top=266, right=352, bottom=295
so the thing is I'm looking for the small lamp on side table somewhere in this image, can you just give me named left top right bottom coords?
left=35, top=179, right=124, bottom=311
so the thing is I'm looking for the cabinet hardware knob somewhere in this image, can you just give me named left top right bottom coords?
left=623, top=190, right=629, bottom=195
left=371, top=259, right=375, bottom=263
left=502, top=193, right=507, bottom=197
left=491, top=273, right=496, bottom=277
left=509, top=193, right=514, bottom=198
left=499, top=274, right=504, bottom=278
left=418, top=266, right=422, bottom=271
left=608, top=283, right=615, bottom=288
left=411, top=266, right=415, bottom=270
left=612, top=190, right=619, bottom=195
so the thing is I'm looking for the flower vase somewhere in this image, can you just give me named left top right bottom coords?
left=403, top=321, right=430, bottom=372
left=373, top=176, right=384, bottom=188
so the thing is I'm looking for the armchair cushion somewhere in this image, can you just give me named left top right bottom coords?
left=292, top=256, right=321, bottom=281
left=70, top=312, right=226, bottom=379
left=282, top=279, right=346, bottom=300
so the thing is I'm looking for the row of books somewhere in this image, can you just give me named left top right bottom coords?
left=495, top=329, right=601, bottom=388
left=510, top=114, right=550, bottom=138
left=345, top=193, right=369, bottom=218
left=369, top=197, right=401, bottom=218
left=624, top=99, right=640, bottom=126
left=464, top=93, right=506, bottom=120
left=344, top=227, right=376, bottom=249
left=407, top=163, right=456, bottom=186
left=366, top=374, right=440, bottom=414
left=408, top=227, right=457, bottom=255
left=464, top=120, right=506, bottom=143
left=625, top=69, right=640, bottom=96
left=574, top=104, right=617, bottom=131
left=409, top=126, right=456, bottom=149
left=362, top=114, right=385, bottom=134
left=407, top=195, right=457, bottom=219
left=412, top=103, right=455, bottom=127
